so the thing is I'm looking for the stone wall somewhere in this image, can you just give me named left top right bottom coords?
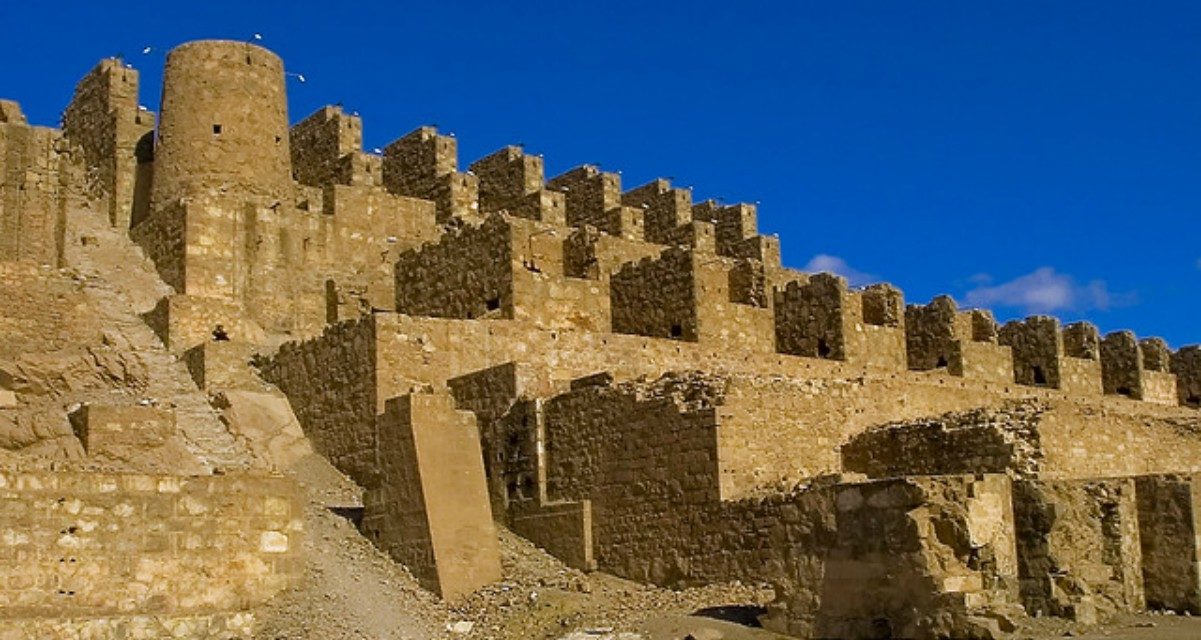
left=0, top=470, right=301, bottom=632
left=61, top=59, right=154, bottom=229
left=394, top=214, right=513, bottom=320
left=259, top=317, right=379, bottom=486
left=610, top=248, right=697, bottom=341
left=841, top=403, right=1045, bottom=479
left=361, top=392, right=501, bottom=600
left=1172, top=346, right=1201, bottom=407
left=1134, top=474, right=1201, bottom=613
left=0, top=111, right=72, bottom=266
left=1013, top=478, right=1144, bottom=622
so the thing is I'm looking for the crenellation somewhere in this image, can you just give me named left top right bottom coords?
left=610, top=247, right=697, bottom=341
left=774, top=273, right=851, bottom=360
left=547, top=165, right=620, bottom=224
left=860, top=282, right=903, bottom=327
left=1063, top=321, right=1101, bottom=359
left=7, top=39, right=1201, bottom=639
left=727, top=258, right=767, bottom=307
left=905, top=296, right=1014, bottom=382
left=1000, top=316, right=1074, bottom=391
left=621, top=178, right=693, bottom=243
left=289, top=105, right=365, bottom=187
left=1171, top=346, right=1201, bottom=407
left=0, top=98, right=27, bottom=123
left=692, top=200, right=758, bottom=254
left=382, top=125, right=479, bottom=221
left=1102, top=330, right=1146, bottom=399
left=1141, top=337, right=1172, bottom=372
left=1099, top=330, right=1179, bottom=404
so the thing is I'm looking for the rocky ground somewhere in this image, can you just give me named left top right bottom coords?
left=250, top=454, right=1201, bottom=640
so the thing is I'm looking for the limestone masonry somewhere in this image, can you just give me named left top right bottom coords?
left=2, top=40, right=1200, bottom=639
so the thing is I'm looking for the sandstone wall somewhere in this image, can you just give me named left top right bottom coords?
left=0, top=114, right=72, bottom=266
left=259, top=317, right=379, bottom=486
left=61, top=59, right=153, bottom=229
left=1134, top=474, right=1201, bottom=613
left=1013, top=478, right=1144, bottom=621
left=0, top=470, right=301, bottom=635
left=362, top=392, right=500, bottom=600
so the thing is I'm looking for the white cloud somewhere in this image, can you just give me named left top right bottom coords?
left=964, top=267, right=1133, bottom=314
left=802, top=254, right=876, bottom=287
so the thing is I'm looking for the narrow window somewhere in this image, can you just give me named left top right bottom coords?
left=669, top=324, right=683, bottom=339
left=212, top=124, right=222, bottom=135
left=1032, top=365, right=1047, bottom=385
left=817, top=338, right=831, bottom=358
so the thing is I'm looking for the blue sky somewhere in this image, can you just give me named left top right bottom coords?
left=2, top=1, right=1198, bottom=345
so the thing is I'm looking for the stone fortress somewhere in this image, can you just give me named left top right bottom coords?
left=2, top=39, right=1201, bottom=639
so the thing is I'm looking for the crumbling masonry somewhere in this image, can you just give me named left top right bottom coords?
left=2, top=39, right=1201, bottom=639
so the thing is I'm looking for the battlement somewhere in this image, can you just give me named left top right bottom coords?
left=290, top=105, right=373, bottom=187
left=905, top=296, right=1013, bottom=383
left=1100, top=330, right=1179, bottom=404
left=469, top=145, right=565, bottom=224
left=621, top=178, right=694, bottom=243
left=998, top=316, right=1103, bottom=395
left=773, top=273, right=907, bottom=371
left=382, top=125, right=478, bottom=221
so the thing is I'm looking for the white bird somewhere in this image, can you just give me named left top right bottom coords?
left=253, top=33, right=263, bottom=40
left=372, top=147, right=383, bottom=154
left=297, top=74, right=306, bottom=83
left=142, top=46, right=152, bottom=54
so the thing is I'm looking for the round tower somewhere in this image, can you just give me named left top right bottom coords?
left=151, top=40, right=292, bottom=209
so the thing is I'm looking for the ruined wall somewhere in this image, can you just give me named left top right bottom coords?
left=841, top=403, right=1044, bottom=479
left=258, top=317, right=379, bottom=486
left=61, top=59, right=154, bottom=229
left=534, top=379, right=1019, bottom=638
left=1013, top=478, right=1144, bottom=621
left=0, top=111, right=71, bottom=266
left=815, top=475, right=1019, bottom=640
left=0, top=470, right=301, bottom=636
left=1134, top=474, right=1201, bottom=613
left=361, top=392, right=501, bottom=600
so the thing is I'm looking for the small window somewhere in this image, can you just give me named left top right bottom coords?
left=212, top=124, right=222, bottom=135
left=1032, top=365, right=1047, bottom=385
left=275, top=135, right=282, bottom=144
left=817, top=338, right=831, bottom=358
left=1116, top=386, right=1134, bottom=397
left=246, top=55, right=253, bottom=65
left=669, top=324, right=683, bottom=339
left=485, top=297, right=500, bottom=311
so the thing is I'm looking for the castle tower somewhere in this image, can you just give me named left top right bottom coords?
left=151, top=40, right=292, bottom=210
left=135, top=40, right=300, bottom=327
